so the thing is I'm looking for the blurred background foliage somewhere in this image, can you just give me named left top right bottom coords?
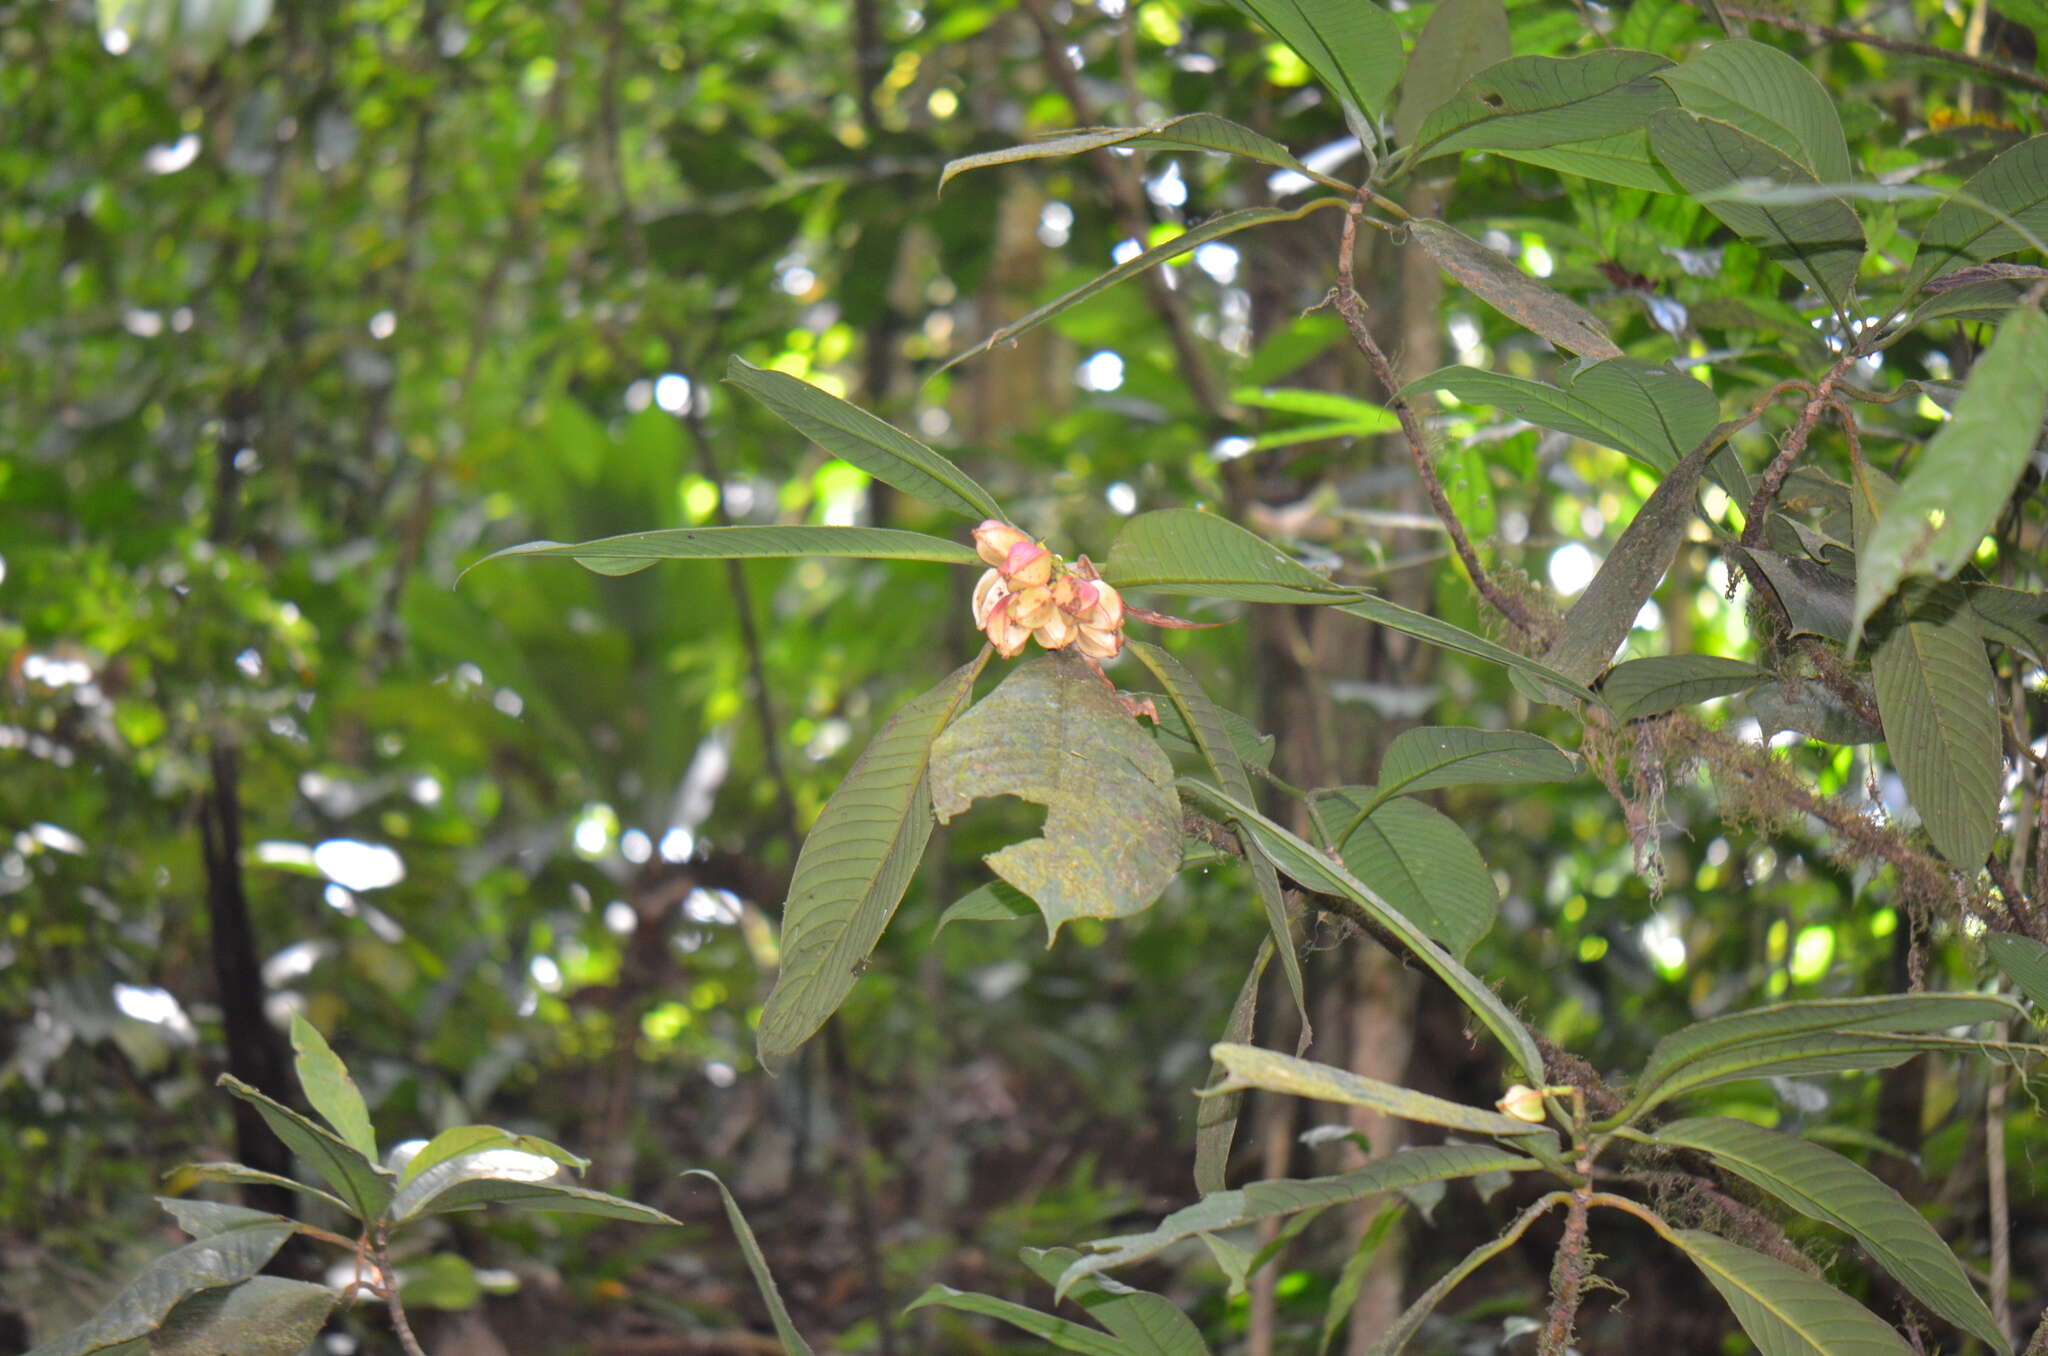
left=3, top=0, right=2044, bottom=1351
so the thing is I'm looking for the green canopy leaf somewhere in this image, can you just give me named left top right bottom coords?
left=1105, top=508, right=1362, bottom=603
left=1911, top=134, right=2048, bottom=288
left=1312, top=791, right=1497, bottom=956
left=1219, top=0, right=1405, bottom=118
left=215, top=1075, right=393, bottom=1222
left=1392, top=0, right=1510, bottom=151
left=1870, top=581, right=2002, bottom=867
left=1409, top=49, right=1675, bottom=164
left=1374, top=726, right=1578, bottom=800
left=470, top=525, right=982, bottom=578
left=1669, top=1228, right=1915, bottom=1355
left=1602, top=654, right=1766, bottom=718
left=1406, top=357, right=1719, bottom=473
left=287, top=1015, right=375, bottom=1164
left=1655, top=40, right=1852, bottom=183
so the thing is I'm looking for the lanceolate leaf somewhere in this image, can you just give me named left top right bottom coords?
left=943, top=199, right=1346, bottom=374
left=399, top=1174, right=681, bottom=1225
left=1313, top=791, right=1497, bottom=956
left=1334, top=595, right=1601, bottom=703
left=727, top=358, right=1005, bottom=521
left=471, top=525, right=982, bottom=578
left=1194, top=939, right=1273, bottom=1195
left=148, top=1279, right=340, bottom=1356
left=682, top=1170, right=815, bottom=1356
left=1655, top=1117, right=2007, bottom=1353
left=1105, top=508, right=1362, bottom=603
left=1362, top=1194, right=1567, bottom=1356
left=1374, top=726, right=1578, bottom=800
left=930, top=653, right=1181, bottom=940
left=1409, top=49, right=1675, bottom=164
left=1406, top=220, right=1621, bottom=358
left=1854, top=306, right=2048, bottom=636
left=1392, top=0, right=1510, bottom=151
left=1406, top=357, right=1719, bottom=473
left=1210, top=1045, right=1541, bottom=1137
left=1911, top=134, right=2048, bottom=287
left=905, top=1287, right=1126, bottom=1356
left=287, top=1015, right=375, bottom=1164
left=941, top=114, right=1327, bottom=192
left=1669, top=1229, right=1915, bottom=1356
left=1655, top=40, right=1852, bottom=183
left=215, top=1075, right=393, bottom=1222
left=1646, top=110, right=1864, bottom=316
left=1180, top=781, right=1546, bottom=1083
left=1870, top=581, right=2001, bottom=866
left=1601, top=654, right=1766, bottom=719
left=1219, top=0, right=1405, bottom=118
left=1063, top=1143, right=1538, bottom=1292
left=1129, top=640, right=1309, bottom=1050
left=758, top=651, right=989, bottom=1066
left=24, top=1218, right=297, bottom=1356
left=170, top=1163, right=352, bottom=1218
left=1987, top=932, right=2048, bottom=1014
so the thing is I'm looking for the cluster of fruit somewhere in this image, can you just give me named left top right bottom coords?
left=969, top=520, right=1127, bottom=660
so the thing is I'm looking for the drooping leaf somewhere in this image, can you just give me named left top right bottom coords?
left=1194, top=939, right=1274, bottom=1195
left=1023, top=1249, right=1214, bottom=1356
left=1406, top=357, right=1719, bottom=472
left=1319, top=1206, right=1404, bottom=1355
left=1911, top=134, right=2048, bottom=287
left=1647, top=110, right=1865, bottom=315
left=1393, top=0, right=1510, bottom=150
left=1334, top=595, right=1601, bottom=703
left=162, top=1166, right=350, bottom=1220
left=1406, top=220, right=1621, bottom=358
left=1602, top=654, right=1766, bottom=718
left=1105, top=508, right=1362, bottom=603
left=1655, top=1117, right=2007, bottom=1353
left=727, top=358, right=1005, bottom=521
left=469, top=525, right=982, bottom=579
left=1362, top=1194, right=1567, bottom=1356
left=905, top=1287, right=1126, bottom=1356
left=1210, top=1045, right=1541, bottom=1137
left=1655, top=40, right=1852, bottom=183
left=930, top=653, right=1181, bottom=940
left=681, top=1170, right=815, bottom=1356
left=1129, top=641, right=1309, bottom=1050
left=1870, top=581, right=2001, bottom=866
left=23, top=1218, right=297, bottom=1356
left=1409, top=49, right=1676, bottom=164
left=215, top=1075, right=393, bottom=1222
left=1853, top=306, right=2048, bottom=636
left=1179, top=781, right=1546, bottom=1084
left=1312, top=791, right=1497, bottom=956
left=943, top=200, right=1346, bottom=374
left=1219, top=0, right=1405, bottom=118
left=758, top=652, right=989, bottom=1066
left=941, top=114, right=1325, bottom=192
left=1669, top=1229, right=1916, bottom=1355
left=1063, top=1143, right=1538, bottom=1292
left=1613, top=994, right=2023, bottom=1125
left=148, top=1279, right=338, bottom=1356
left=1987, top=932, right=2048, bottom=1015
left=931, top=881, right=1037, bottom=938
left=1374, top=726, right=1578, bottom=800
left=286, top=1015, right=375, bottom=1164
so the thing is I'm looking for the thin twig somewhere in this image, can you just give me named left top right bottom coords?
left=377, top=1244, right=430, bottom=1356
left=1331, top=199, right=1546, bottom=642
left=1740, top=356, right=1857, bottom=547
left=1717, top=5, right=2048, bottom=97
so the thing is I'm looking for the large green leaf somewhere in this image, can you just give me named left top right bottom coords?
left=1180, top=781, right=1546, bottom=1083
left=1312, top=791, right=1496, bottom=956
left=1392, top=0, right=1510, bottom=150
left=905, top=1287, right=1126, bottom=1356
left=1853, top=306, right=2048, bottom=637
left=758, top=652, right=989, bottom=1065
left=930, top=652, right=1181, bottom=940
left=682, top=1170, right=815, bottom=1355
left=1870, top=581, right=2002, bottom=866
left=1647, top=110, right=1864, bottom=315
left=1656, top=40, right=1852, bottom=183
left=1062, top=1143, right=1538, bottom=1292
left=1506, top=128, right=1682, bottom=193
left=943, top=200, right=1345, bottom=374
left=1334, top=595, right=1601, bottom=703
left=1409, top=49, right=1675, bottom=163
left=1911, top=134, right=2048, bottom=287
left=1406, top=357, right=1718, bottom=473
left=147, top=1279, right=338, bottom=1356
left=286, top=1015, right=375, bottom=1164
left=1373, top=726, right=1578, bottom=800
left=215, top=1075, right=393, bottom=1222
left=1602, top=654, right=1766, bottom=719
left=1129, top=641, right=1309, bottom=1052
left=1614, top=994, right=2022, bottom=1124
left=1104, top=508, right=1362, bottom=603
left=940, top=114, right=1326, bottom=192
left=1219, top=0, right=1404, bottom=118
left=1406, top=219, right=1620, bottom=358
left=1023, top=1250, right=1213, bottom=1356
left=1669, top=1229, right=1915, bottom=1355
left=24, top=1219, right=297, bottom=1356
left=1655, top=1117, right=2006, bottom=1353
left=727, top=358, right=1004, bottom=521
left=1210, top=1045, right=1542, bottom=1137
left=1987, top=932, right=2048, bottom=1014
left=471, top=525, right=982, bottom=578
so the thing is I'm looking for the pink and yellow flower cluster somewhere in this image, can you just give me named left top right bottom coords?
left=970, top=520, right=1125, bottom=660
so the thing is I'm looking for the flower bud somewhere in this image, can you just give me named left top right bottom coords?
left=971, top=568, right=1009, bottom=628
left=1495, top=1084, right=1548, bottom=1123
left=973, top=520, right=1033, bottom=569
